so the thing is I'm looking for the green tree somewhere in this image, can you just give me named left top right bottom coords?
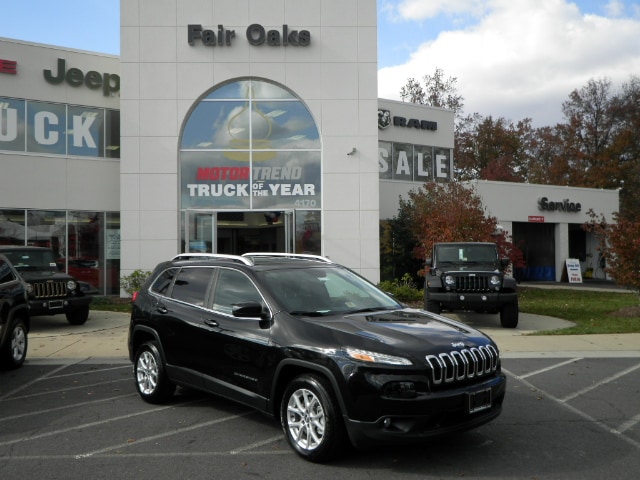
left=400, top=67, right=465, bottom=117
left=584, top=210, right=640, bottom=291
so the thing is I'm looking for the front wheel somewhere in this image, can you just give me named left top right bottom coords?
left=0, top=319, right=28, bottom=369
left=66, top=306, right=89, bottom=325
left=500, top=301, right=519, bottom=328
left=280, top=374, right=348, bottom=462
left=134, top=341, right=175, bottom=403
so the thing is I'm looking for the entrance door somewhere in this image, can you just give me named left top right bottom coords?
left=185, top=210, right=294, bottom=255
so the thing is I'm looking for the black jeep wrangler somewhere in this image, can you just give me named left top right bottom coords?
left=424, top=242, right=519, bottom=328
left=0, top=246, right=93, bottom=325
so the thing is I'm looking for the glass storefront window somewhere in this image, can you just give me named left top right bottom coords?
left=0, top=210, right=26, bottom=245
left=0, top=97, right=119, bottom=159
left=180, top=78, right=322, bottom=255
left=296, top=210, right=321, bottom=255
left=0, top=98, right=26, bottom=151
left=180, top=78, right=322, bottom=212
left=0, top=209, right=120, bottom=295
left=67, top=106, right=104, bottom=157
left=27, top=101, right=67, bottom=154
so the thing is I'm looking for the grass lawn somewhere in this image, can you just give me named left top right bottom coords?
left=518, top=286, right=640, bottom=335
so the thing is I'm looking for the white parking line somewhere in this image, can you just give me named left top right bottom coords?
left=560, top=362, right=640, bottom=402
left=518, top=357, right=583, bottom=379
left=75, top=411, right=255, bottom=458
left=504, top=368, right=640, bottom=451
left=0, top=400, right=202, bottom=448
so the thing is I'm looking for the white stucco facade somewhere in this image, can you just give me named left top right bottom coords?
left=119, top=0, right=381, bottom=282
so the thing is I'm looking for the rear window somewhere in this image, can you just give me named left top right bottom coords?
left=171, top=267, right=213, bottom=307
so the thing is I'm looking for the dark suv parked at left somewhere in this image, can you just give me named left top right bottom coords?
left=0, top=254, right=30, bottom=369
left=0, top=246, right=93, bottom=325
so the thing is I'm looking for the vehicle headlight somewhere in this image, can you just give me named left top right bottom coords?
left=444, top=275, right=456, bottom=290
left=25, top=283, right=33, bottom=294
left=345, top=348, right=412, bottom=366
left=490, top=275, right=501, bottom=289
left=67, top=280, right=77, bottom=291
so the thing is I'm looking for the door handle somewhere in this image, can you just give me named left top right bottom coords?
left=204, top=319, right=219, bottom=328
left=156, top=305, right=168, bottom=314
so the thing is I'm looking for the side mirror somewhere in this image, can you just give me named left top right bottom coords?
left=425, top=258, right=433, bottom=267
left=232, top=301, right=264, bottom=318
left=500, top=258, right=510, bottom=268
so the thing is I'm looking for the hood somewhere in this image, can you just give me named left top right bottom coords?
left=17, top=269, right=73, bottom=282
left=299, top=308, right=495, bottom=358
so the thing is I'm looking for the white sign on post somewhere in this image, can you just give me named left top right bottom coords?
left=566, top=258, right=583, bottom=283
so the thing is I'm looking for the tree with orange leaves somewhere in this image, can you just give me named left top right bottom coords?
left=398, top=181, right=525, bottom=272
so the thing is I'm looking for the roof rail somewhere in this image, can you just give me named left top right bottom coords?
left=242, top=252, right=333, bottom=263
left=172, top=253, right=254, bottom=266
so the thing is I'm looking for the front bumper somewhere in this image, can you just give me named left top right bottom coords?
left=343, top=374, right=506, bottom=449
left=428, top=291, right=517, bottom=310
left=27, top=295, right=92, bottom=316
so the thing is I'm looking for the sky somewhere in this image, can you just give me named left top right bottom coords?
left=2, top=0, right=640, bottom=127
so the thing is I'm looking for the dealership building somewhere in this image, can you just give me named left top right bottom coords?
left=0, top=0, right=618, bottom=295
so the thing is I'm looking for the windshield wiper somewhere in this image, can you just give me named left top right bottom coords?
left=346, top=306, right=397, bottom=314
left=288, top=310, right=327, bottom=317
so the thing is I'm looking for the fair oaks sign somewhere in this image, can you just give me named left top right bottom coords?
left=188, top=24, right=311, bottom=47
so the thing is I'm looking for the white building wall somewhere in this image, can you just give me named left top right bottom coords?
left=120, top=0, right=380, bottom=281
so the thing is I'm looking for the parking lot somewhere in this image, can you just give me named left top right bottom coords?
left=2, top=353, right=640, bottom=479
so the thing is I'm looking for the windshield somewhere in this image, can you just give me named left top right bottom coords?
left=436, top=244, right=498, bottom=265
left=2, top=250, right=58, bottom=271
left=260, top=266, right=402, bottom=316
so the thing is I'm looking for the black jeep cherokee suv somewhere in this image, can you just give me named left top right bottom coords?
left=0, top=254, right=30, bottom=369
left=128, top=253, right=506, bottom=462
left=0, top=246, right=93, bottom=325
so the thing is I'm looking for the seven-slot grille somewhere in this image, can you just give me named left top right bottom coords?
left=425, top=345, right=499, bottom=385
left=452, top=273, right=491, bottom=292
left=32, top=281, right=67, bottom=298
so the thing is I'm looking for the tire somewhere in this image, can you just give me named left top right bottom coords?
left=280, top=374, right=348, bottom=463
left=500, top=301, right=519, bottom=328
left=1, top=319, right=28, bottom=369
left=133, top=341, right=175, bottom=404
left=425, top=298, right=442, bottom=315
left=66, top=306, right=90, bottom=325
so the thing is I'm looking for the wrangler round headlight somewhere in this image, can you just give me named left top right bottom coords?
left=67, top=280, right=77, bottom=291
left=490, top=275, right=501, bottom=289
left=444, top=275, right=456, bottom=289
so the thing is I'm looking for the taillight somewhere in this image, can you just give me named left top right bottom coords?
left=132, top=291, right=139, bottom=302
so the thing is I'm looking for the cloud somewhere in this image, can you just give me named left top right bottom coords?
left=378, top=0, right=640, bottom=127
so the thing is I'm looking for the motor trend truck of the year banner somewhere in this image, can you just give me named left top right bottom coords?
left=181, top=160, right=321, bottom=210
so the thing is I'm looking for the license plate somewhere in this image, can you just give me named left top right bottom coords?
left=467, top=388, right=492, bottom=414
left=48, top=300, right=64, bottom=309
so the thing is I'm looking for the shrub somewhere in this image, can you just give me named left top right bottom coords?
left=378, top=273, right=422, bottom=302
left=120, top=269, right=152, bottom=297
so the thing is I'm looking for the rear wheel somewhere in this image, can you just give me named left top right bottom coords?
left=134, top=341, right=175, bottom=403
left=500, top=301, right=519, bottom=328
left=66, top=306, right=89, bottom=325
left=0, top=319, right=28, bottom=369
left=280, top=374, right=348, bottom=462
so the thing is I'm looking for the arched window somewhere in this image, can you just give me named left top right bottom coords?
left=179, top=78, right=321, bottom=210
